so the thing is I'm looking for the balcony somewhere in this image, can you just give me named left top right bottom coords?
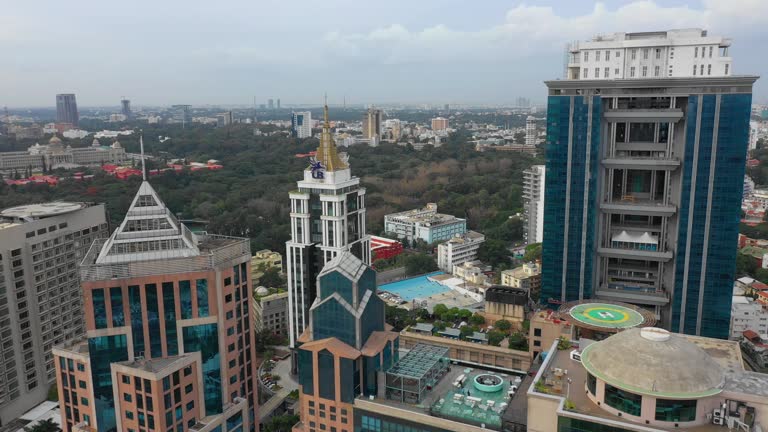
left=603, top=108, right=683, bottom=123
left=601, top=197, right=676, bottom=217
left=602, top=157, right=680, bottom=170
left=598, top=246, right=672, bottom=262
left=596, top=284, right=669, bottom=306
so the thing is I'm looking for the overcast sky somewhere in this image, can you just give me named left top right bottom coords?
left=2, top=0, right=767, bottom=107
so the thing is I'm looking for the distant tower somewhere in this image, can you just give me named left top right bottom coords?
left=291, top=111, right=312, bottom=138
left=56, top=94, right=79, bottom=127
left=277, top=98, right=281, bottom=109
left=362, top=107, right=382, bottom=140
left=268, top=99, right=274, bottom=109
left=120, top=98, right=131, bottom=118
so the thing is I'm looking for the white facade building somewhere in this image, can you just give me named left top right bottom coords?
left=730, top=296, right=768, bottom=340
left=525, top=116, right=538, bottom=146
left=566, top=28, right=733, bottom=80
left=384, top=204, right=467, bottom=244
left=436, top=231, right=485, bottom=273
left=523, top=165, right=546, bottom=244
left=285, top=105, right=370, bottom=348
left=291, top=111, right=312, bottom=138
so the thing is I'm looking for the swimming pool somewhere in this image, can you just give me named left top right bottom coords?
left=379, top=272, right=448, bottom=301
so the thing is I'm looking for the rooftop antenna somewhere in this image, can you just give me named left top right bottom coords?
left=140, top=133, right=147, bottom=181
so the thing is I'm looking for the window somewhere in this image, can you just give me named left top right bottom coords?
left=614, top=68, right=619, bottom=75
left=595, top=50, right=601, bottom=61
left=630, top=67, right=635, bottom=78
left=643, top=48, right=648, bottom=59
left=185, top=384, right=193, bottom=394
left=604, top=67, right=609, bottom=78
left=534, top=328, right=542, bottom=337
left=655, top=48, right=661, bottom=59
left=709, top=46, right=713, bottom=58
left=654, top=66, right=660, bottom=77
left=694, top=47, right=698, bottom=57
left=124, top=393, right=132, bottom=402
left=583, top=51, right=589, bottom=61
left=162, top=377, right=170, bottom=391
left=605, top=50, right=610, bottom=60
left=587, top=373, right=597, bottom=396
left=186, top=401, right=195, bottom=411
left=656, top=399, right=697, bottom=422
left=604, top=384, right=642, bottom=416
left=642, top=66, right=647, bottom=77
left=725, top=64, right=730, bottom=75
left=693, top=65, right=697, bottom=76
left=707, top=64, right=711, bottom=75
left=615, top=50, right=620, bottom=58
left=122, top=375, right=131, bottom=385
left=125, top=411, right=134, bottom=420
left=595, top=68, right=599, bottom=78
left=184, top=366, right=192, bottom=377
left=583, top=68, right=588, bottom=78
left=533, top=340, right=541, bottom=347
left=700, top=64, right=704, bottom=75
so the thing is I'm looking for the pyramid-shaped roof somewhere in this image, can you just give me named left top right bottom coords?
left=95, top=181, right=199, bottom=264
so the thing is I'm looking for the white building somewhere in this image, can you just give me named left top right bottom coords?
left=61, top=129, right=89, bottom=139
left=285, top=105, right=370, bottom=347
left=523, top=165, right=546, bottom=244
left=291, top=111, right=312, bottom=138
left=525, top=116, right=538, bottom=146
left=452, top=260, right=488, bottom=285
left=384, top=203, right=467, bottom=244
left=745, top=175, right=756, bottom=199
left=436, top=231, right=485, bottom=273
left=730, top=295, right=768, bottom=340
left=566, top=28, right=733, bottom=80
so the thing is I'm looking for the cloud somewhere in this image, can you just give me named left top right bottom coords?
left=322, top=0, right=768, bottom=65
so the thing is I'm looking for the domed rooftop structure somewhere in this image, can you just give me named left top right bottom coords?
left=92, top=138, right=101, bottom=147
left=111, top=140, right=122, bottom=149
left=49, top=136, right=62, bottom=145
left=582, top=327, right=725, bottom=398
left=255, top=286, right=269, bottom=296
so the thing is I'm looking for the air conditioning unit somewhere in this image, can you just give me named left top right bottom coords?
left=714, top=409, right=724, bottom=419
left=713, top=417, right=724, bottom=426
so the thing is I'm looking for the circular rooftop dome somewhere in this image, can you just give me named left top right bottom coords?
left=581, top=327, right=724, bottom=398
left=49, top=136, right=62, bottom=144
left=255, top=286, right=269, bottom=296
left=1, top=202, right=86, bottom=219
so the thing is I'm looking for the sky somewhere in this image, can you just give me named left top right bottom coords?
left=2, top=0, right=767, bottom=107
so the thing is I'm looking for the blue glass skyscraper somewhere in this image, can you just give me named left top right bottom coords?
left=541, top=73, right=757, bottom=339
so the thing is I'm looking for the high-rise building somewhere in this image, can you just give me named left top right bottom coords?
left=525, top=116, right=538, bottom=146
left=362, top=108, right=382, bottom=140
left=286, top=104, right=370, bottom=348
left=565, top=28, right=733, bottom=80
left=276, top=99, right=281, bottom=109
left=56, top=94, right=79, bottom=127
left=523, top=165, right=546, bottom=244
left=216, top=111, right=233, bottom=127
left=431, top=117, right=448, bottom=131
left=53, top=180, right=258, bottom=432
left=170, top=104, right=192, bottom=125
left=268, top=99, right=274, bottom=110
left=436, top=230, right=485, bottom=273
left=291, top=111, right=312, bottom=138
left=294, top=251, right=399, bottom=432
left=121, top=98, right=132, bottom=118
left=541, top=29, right=757, bottom=339
left=0, top=202, right=108, bottom=425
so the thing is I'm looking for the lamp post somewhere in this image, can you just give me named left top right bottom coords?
left=566, top=377, right=573, bottom=401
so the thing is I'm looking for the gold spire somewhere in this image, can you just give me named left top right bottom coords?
left=314, top=100, right=347, bottom=172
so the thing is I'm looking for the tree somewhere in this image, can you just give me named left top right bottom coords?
left=487, top=330, right=505, bottom=347
left=508, top=332, right=528, bottom=351
left=755, top=268, right=768, bottom=284
left=458, top=309, right=473, bottom=321
left=469, top=313, right=485, bottom=326
left=263, top=414, right=300, bottom=432
left=258, top=267, right=284, bottom=288
left=459, top=325, right=474, bottom=339
left=432, top=304, right=448, bottom=318
left=736, top=252, right=758, bottom=277
left=478, top=239, right=510, bottom=268
left=402, top=253, right=438, bottom=276
left=495, top=319, right=512, bottom=332
left=432, top=320, right=447, bottom=331
left=24, top=419, right=60, bottom=432
left=523, top=243, right=542, bottom=262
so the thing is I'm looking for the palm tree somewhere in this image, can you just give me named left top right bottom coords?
left=24, top=418, right=60, bottom=432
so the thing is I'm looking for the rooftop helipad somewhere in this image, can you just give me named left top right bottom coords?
left=563, top=301, right=653, bottom=331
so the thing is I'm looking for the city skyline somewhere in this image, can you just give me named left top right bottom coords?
left=2, top=0, right=768, bottom=107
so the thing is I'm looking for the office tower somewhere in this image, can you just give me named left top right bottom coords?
left=291, top=111, right=312, bottom=138
left=565, top=28, right=732, bottom=80
left=525, top=116, right=538, bottom=146
left=268, top=99, right=274, bottom=110
left=431, top=117, right=448, bottom=131
left=121, top=99, right=132, bottom=118
left=216, top=111, right=233, bottom=128
left=362, top=108, right=382, bottom=140
left=0, top=202, right=107, bottom=425
left=53, top=179, right=258, bottom=432
left=286, top=104, right=370, bottom=348
left=523, top=165, right=545, bottom=244
left=56, top=94, right=79, bottom=127
left=294, top=252, right=399, bottom=432
left=276, top=99, right=281, bottom=109
left=170, top=105, right=192, bottom=125
left=541, top=29, right=757, bottom=339
left=444, top=104, right=450, bottom=110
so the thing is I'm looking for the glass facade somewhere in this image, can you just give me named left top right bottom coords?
left=317, top=350, right=336, bottom=400
left=604, top=384, right=642, bottom=416
left=146, top=284, right=162, bottom=358
left=196, top=279, right=209, bottom=317
left=312, top=298, right=356, bottom=347
left=356, top=410, right=445, bottom=432
left=182, top=323, right=222, bottom=415
left=360, top=296, right=384, bottom=345
left=587, top=373, right=597, bottom=397
left=163, top=282, right=178, bottom=356
left=88, top=334, right=129, bottom=432
left=319, top=271, right=353, bottom=304
left=179, top=280, right=192, bottom=319
left=655, top=399, right=697, bottom=422
left=541, top=95, right=601, bottom=304
left=558, top=416, right=637, bottom=432
left=672, top=93, right=752, bottom=338
left=110, top=287, right=124, bottom=327
left=129, top=285, right=145, bottom=358
left=92, top=288, right=107, bottom=329
left=297, top=348, right=314, bottom=395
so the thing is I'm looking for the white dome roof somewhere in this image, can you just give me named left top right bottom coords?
left=255, top=286, right=269, bottom=296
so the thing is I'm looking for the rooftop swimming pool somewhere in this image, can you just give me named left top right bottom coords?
left=379, top=272, right=448, bottom=301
